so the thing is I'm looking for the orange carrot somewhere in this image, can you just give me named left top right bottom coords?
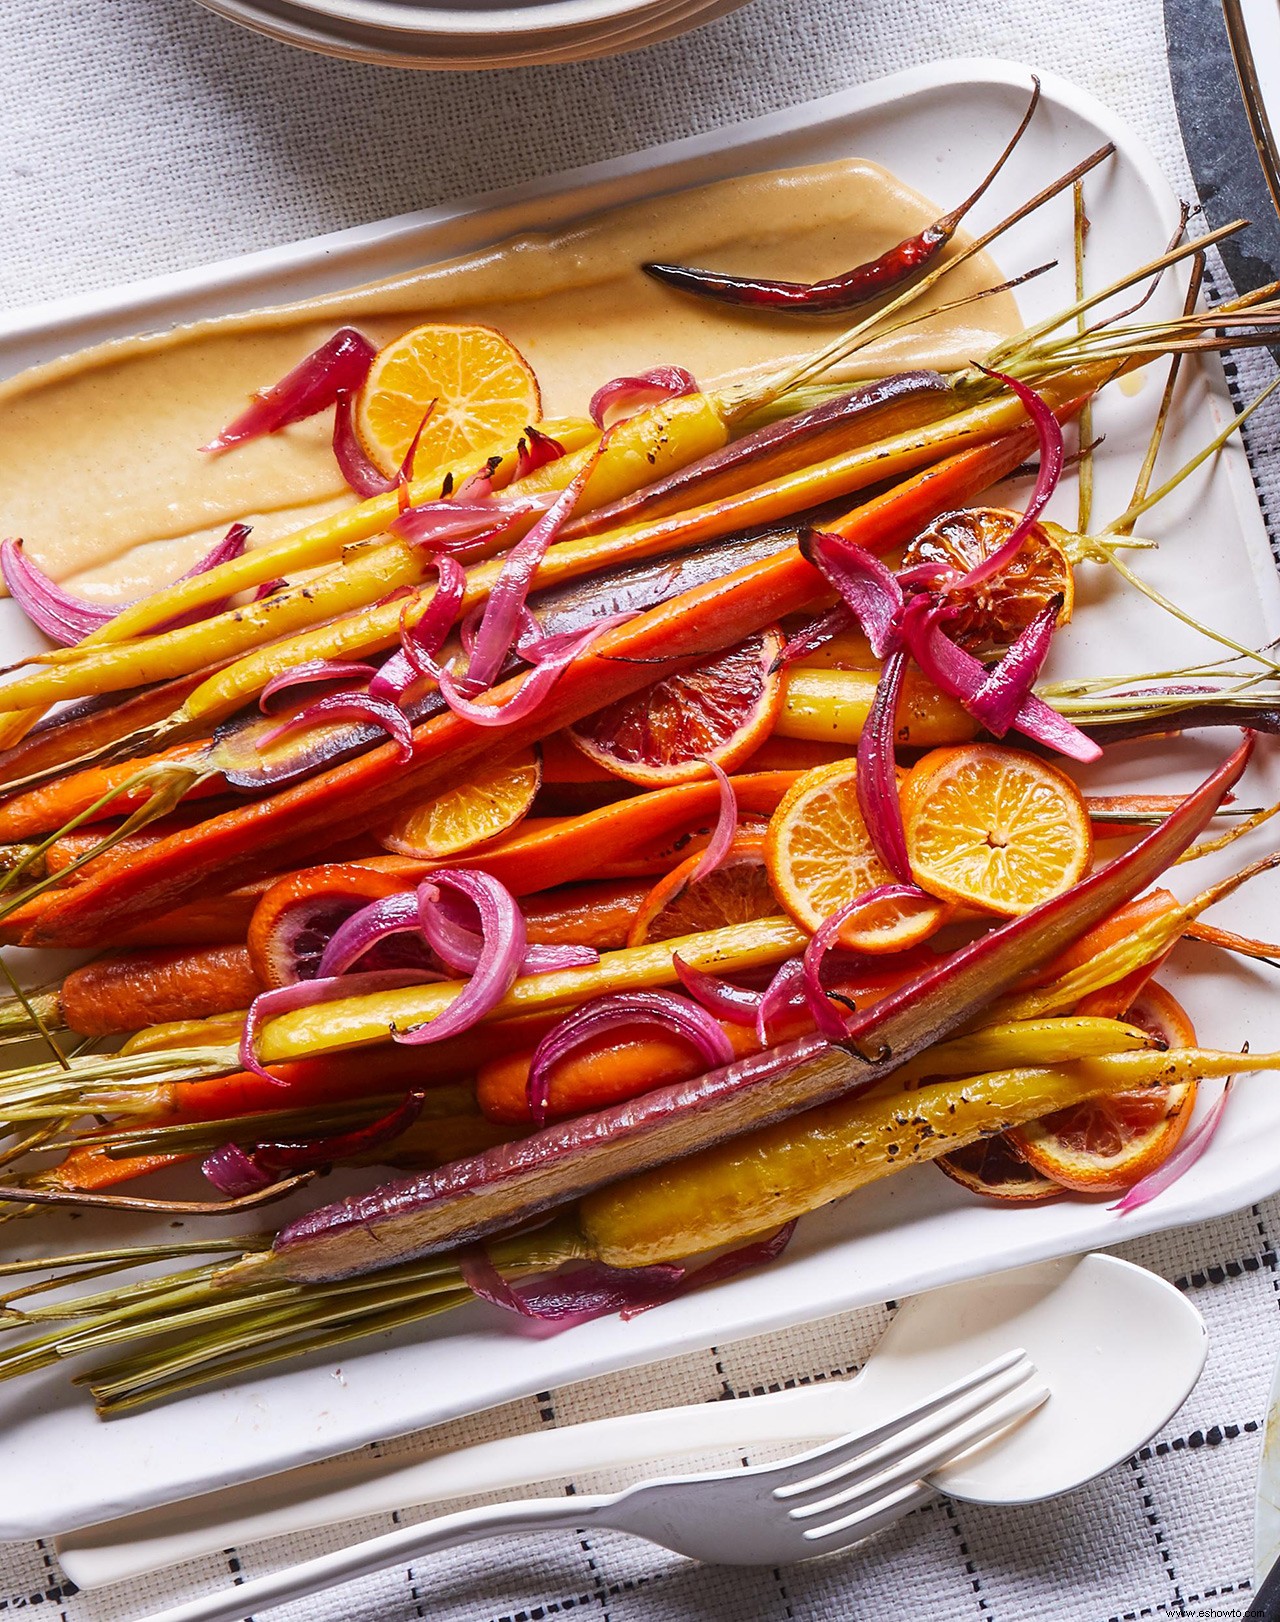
left=56, top=945, right=263, bottom=1036
left=0, top=741, right=218, bottom=841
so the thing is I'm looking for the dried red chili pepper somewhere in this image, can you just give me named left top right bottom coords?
left=642, top=79, right=1041, bottom=316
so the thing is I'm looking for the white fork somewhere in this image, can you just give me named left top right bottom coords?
left=135, top=1350, right=1047, bottom=1622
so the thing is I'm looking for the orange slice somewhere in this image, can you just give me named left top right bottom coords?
left=764, top=757, right=949, bottom=954
left=625, top=837, right=778, bottom=947
left=378, top=749, right=541, bottom=860
left=567, top=629, right=785, bottom=787
left=899, top=507, right=1074, bottom=656
left=1009, top=982, right=1198, bottom=1193
left=902, top=744, right=1091, bottom=917
left=936, top=1134, right=1065, bottom=1204
left=355, top=322, right=541, bottom=479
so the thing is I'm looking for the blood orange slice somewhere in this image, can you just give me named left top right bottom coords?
left=900, top=506, right=1074, bottom=656
left=378, top=749, right=541, bottom=860
left=566, top=629, right=785, bottom=786
left=936, top=1133, right=1065, bottom=1204
left=1009, top=982, right=1199, bottom=1193
left=625, top=837, right=778, bottom=947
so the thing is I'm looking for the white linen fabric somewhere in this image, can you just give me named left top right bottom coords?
left=2, top=1, right=1280, bottom=1618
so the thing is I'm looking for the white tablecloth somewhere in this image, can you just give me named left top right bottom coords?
left=2, top=1, right=1280, bottom=1618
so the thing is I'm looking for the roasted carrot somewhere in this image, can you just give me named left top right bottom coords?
left=36, top=1145, right=191, bottom=1193
left=57, top=946, right=263, bottom=1036
left=0, top=742, right=218, bottom=841
left=22, top=424, right=1051, bottom=949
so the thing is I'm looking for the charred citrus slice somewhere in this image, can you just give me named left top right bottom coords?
left=900, top=507, right=1074, bottom=655
left=1009, top=981, right=1199, bottom=1193
left=902, top=744, right=1091, bottom=917
left=626, top=837, right=778, bottom=947
left=765, top=758, right=949, bottom=954
left=355, top=322, right=541, bottom=479
left=378, top=749, right=541, bottom=860
left=936, top=1133, right=1065, bottom=1204
left=248, top=864, right=406, bottom=988
left=567, top=629, right=785, bottom=786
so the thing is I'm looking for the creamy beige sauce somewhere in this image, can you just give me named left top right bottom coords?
left=0, top=159, right=1021, bottom=598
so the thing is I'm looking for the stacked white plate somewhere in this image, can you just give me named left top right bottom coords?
left=195, top=0, right=750, bottom=67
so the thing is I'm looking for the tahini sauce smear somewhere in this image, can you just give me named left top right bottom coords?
left=0, top=160, right=1020, bottom=600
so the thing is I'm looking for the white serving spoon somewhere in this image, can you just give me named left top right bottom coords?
left=58, top=1250, right=1206, bottom=1589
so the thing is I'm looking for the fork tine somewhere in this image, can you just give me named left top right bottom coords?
left=766, top=1346, right=1030, bottom=1496
left=772, top=1353, right=1038, bottom=1500
left=794, top=1380, right=1050, bottom=1533
left=799, top=1479, right=936, bottom=1547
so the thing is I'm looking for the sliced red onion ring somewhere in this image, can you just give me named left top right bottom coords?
left=202, top=1141, right=275, bottom=1196
left=200, top=328, right=376, bottom=455
left=800, top=529, right=904, bottom=659
left=966, top=598, right=1060, bottom=738
left=640, top=1219, right=797, bottom=1312
left=513, top=426, right=566, bottom=482
left=393, top=497, right=544, bottom=552
left=460, top=1247, right=685, bottom=1335
left=755, top=957, right=806, bottom=1046
left=900, top=596, right=1100, bottom=763
left=261, top=691, right=415, bottom=761
left=589, top=366, right=698, bottom=429
left=434, top=617, right=621, bottom=729
left=956, top=369, right=1063, bottom=590
left=455, top=456, right=505, bottom=502
left=1110, top=1077, right=1235, bottom=1214
left=368, top=557, right=469, bottom=703
left=418, top=884, right=596, bottom=975
left=801, top=887, right=930, bottom=1039
left=240, top=970, right=432, bottom=1085
left=259, top=660, right=379, bottom=714
left=771, top=605, right=854, bottom=673
left=396, top=870, right=527, bottom=1047
left=463, top=443, right=607, bottom=691
left=857, top=647, right=912, bottom=882
left=526, top=990, right=736, bottom=1126
left=1, top=524, right=252, bottom=647
left=673, top=953, right=761, bottom=1026
left=332, top=388, right=397, bottom=498
left=686, top=762, right=738, bottom=887
left=318, top=891, right=423, bottom=979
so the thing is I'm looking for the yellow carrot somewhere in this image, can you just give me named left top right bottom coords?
left=776, top=667, right=976, bottom=745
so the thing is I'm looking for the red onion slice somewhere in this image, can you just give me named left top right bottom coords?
left=526, top=990, right=736, bottom=1126
left=1109, top=1077, right=1235, bottom=1215
left=1, top=524, right=252, bottom=647
left=240, top=970, right=432, bottom=1084
left=463, top=443, right=606, bottom=691
left=261, top=691, right=415, bottom=761
left=686, top=763, right=738, bottom=887
left=395, top=870, right=528, bottom=1047
left=332, top=388, right=398, bottom=498
left=801, top=886, right=930, bottom=1039
left=772, top=605, right=854, bottom=673
left=460, top=1247, right=685, bottom=1335
left=856, top=647, right=912, bottom=882
left=434, top=617, right=619, bottom=729
left=800, top=529, right=904, bottom=659
left=513, top=426, right=566, bottom=482
left=203, top=1141, right=276, bottom=1196
left=673, top=953, right=761, bottom=1026
left=201, top=328, right=376, bottom=455
left=900, top=596, right=1100, bottom=763
left=956, top=369, right=1064, bottom=590
left=259, top=660, right=380, bottom=714
left=966, top=598, right=1060, bottom=738
left=317, top=891, right=424, bottom=979
left=589, top=366, right=698, bottom=429
left=418, top=883, right=596, bottom=976
left=755, top=957, right=806, bottom=1046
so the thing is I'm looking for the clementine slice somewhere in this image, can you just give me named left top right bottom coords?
left=936, top=1133, right=1065, bottom=1204
left=764, top=757, right=949, bottom=954
left=355, top=322, right=541, bottom=478
left=625, top=837, right=778, bottom=947
left=902, top=744, right=1092, bottom=917
left=378, top=748, right=541, bottom=860
left=1009, top=982, right=1199, bottom=1193
left=899, top=506, right=1074, bottom=656
left=567, top=629, right=785, bottom=787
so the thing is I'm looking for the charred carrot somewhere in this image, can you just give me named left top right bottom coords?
left=0, top=742, right=217, bottom=842
left=26, top=428, right=1045, bottom=950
